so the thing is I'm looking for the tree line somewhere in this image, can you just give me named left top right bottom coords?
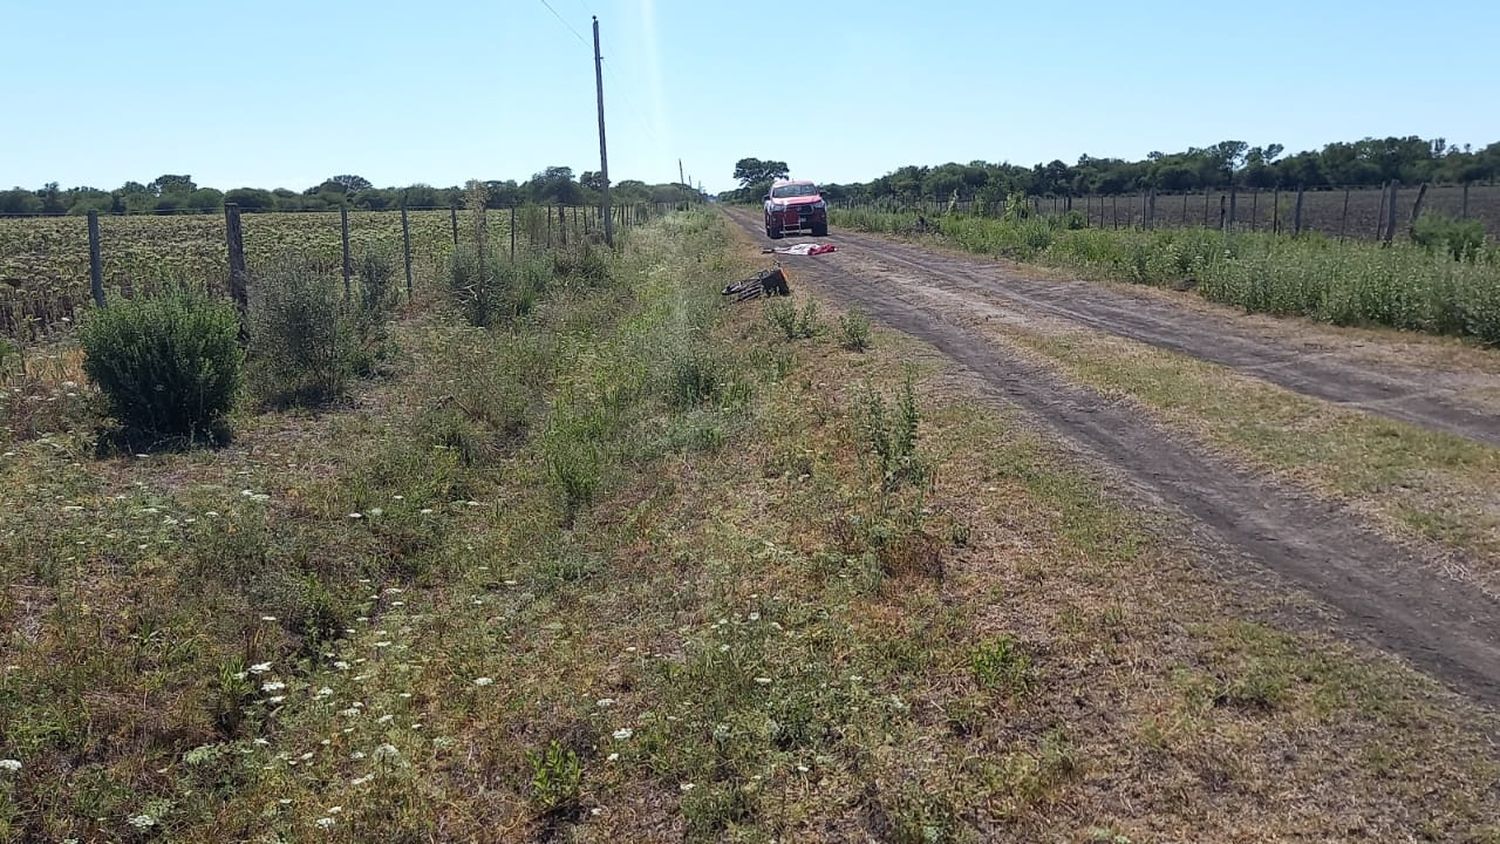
left=0, top=167, right=703, bottom=215
left=726, top=136, right=1500, bottom=204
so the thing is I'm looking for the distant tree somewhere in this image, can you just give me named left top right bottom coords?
left=225, top=187, right=277, bottom=211
left=39, top=182, right=65, bottom=213
left=330, top=174, right=373, bottom=193
left=579, top=171, right=607, bottom=192
left=0, top=188, right=42, bottom=214
left=186, top=188, right=224, bottom=213
left=149, top=174, right=196, bottom=196
left=733, top=158, right=790, bottom=187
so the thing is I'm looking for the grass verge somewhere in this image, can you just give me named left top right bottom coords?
left=0, top=211, right=1496, bottom=841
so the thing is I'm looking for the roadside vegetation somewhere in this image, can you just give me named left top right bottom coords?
left=833, top=206, right=1500, bottom=344
left=2, top=210, right=1498, bottom=841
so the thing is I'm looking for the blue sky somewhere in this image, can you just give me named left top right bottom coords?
left=4, top=0, right=1498, bottom=193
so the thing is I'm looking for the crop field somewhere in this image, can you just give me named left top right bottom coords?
left=885, top=183, right=1500, bottom=242
left=0, top=211, right=471, bottom=338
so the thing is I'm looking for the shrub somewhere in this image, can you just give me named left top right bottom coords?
left=356, top=248, right=399, bottom=321
left=836, top=309, right=873, bottom=351
left=859, top=368, right=925, bottom=492
left=1413, top=213, right=1486, bottom=262
left=449, top=249, right=551, bottom=327
left=79, top=292, right=241, bottom=444
left=766, top=298, right=821, bottom=340
left=247, top=263, right=367, bottom=407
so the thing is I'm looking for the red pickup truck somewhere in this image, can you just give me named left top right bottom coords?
left=763, top=179, right=829, bottom=239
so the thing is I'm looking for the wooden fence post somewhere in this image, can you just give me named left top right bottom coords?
left=400, top=202, right=413, bottom=298
left=1147, top=189, right=1157, bottom=229
left=1112, top=195, right=1118, bottom=230
left=1292, top=186, right=1305, bottom=236
left=1407, top=182, right=1429, bottom=239
left=450, top=204, right=459, bottom=246
left=1383, top=180, right=1398, bottom=245
left=1218, top=194, right=1227, bottom=230
left=340, top=205, right=352, bottom=299
left=1339, top=188, right=1351, bottom=241
left=1461, top=182, right=1470, bottom=219
left=1272, top=187, right=1280, bottom=234
left=1250, top=189, right=1259, bottom=232
left=1375, top=184, right=1387, bottom=240
left=510, top=205, right=517, bottom=263
left=1202, top=188, right=1211, bottom=226
left=1181, top=191, right=1189, bottom=225
left=87, top=210, right=106, bottom=308
left=224, top=203, right=248, bottom=316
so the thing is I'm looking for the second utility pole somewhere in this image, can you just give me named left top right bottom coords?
left=593, top=16, right=614, bottom=247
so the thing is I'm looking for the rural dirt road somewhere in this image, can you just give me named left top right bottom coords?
left=724, top=207, right=1500, bottom=707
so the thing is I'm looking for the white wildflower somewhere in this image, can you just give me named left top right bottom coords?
left=596, top=698, right=615, bottom=708
left=266, top=695, right=285, bottom=704
left=249, top=662, right=273, bottom=674
left=350, top=751, right=367, bottom=760
left=260, top=615, right=277, bottom=622
left=348, top=512, right=363, bottom=519
left=126, top=814, right=157, bottom=830
left=473, top=677, right=494, bottom=687
left=754, top=677, right=772, bottom=685
left=612, top=728, right=633, bottom=740
left=748, top=612, right=761, bottom=621
left=606, top=753, right=619, bottom=762
left=419, top=508, right=434, bottom=514
left=368, top=508, right=383, bottom=517
left=333, top=661, right=350, bottom=670
left=0, top=759, right=20, bottom=773
left=351, top=774, right=373, bottom=785
left=327, top=806, right=343, bottom=814
left=315, top=687, right=334, bottom=697
left=377, top=714, right=394, bottom=725
left=679, top=783, right=695, bottom=792
left=372, top=743, right=401, bottom=762
left=315, top=817, right=335, bottom=829
left=262, top=681, right=286, bottom=692
left=299, top=752, right=313, bottom=761
left=340, top=708, right=361, bottom=718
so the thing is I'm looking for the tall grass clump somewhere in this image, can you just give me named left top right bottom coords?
left=448, top=249, right=553, bottom=327
left=247, top=261, right=374, bottom=407
left=80, top=292, right=241, bottom=445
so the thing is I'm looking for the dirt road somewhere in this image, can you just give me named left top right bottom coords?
left=725, top=207, right=1500, bottom=706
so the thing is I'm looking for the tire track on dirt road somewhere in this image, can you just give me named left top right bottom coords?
left=724, top=208, right=1500, bottom=706
left=820, top=223, right=1500, bottom=448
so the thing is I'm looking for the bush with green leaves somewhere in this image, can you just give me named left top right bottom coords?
left=448, top=248, right=552, bottom=327
left=837, top=308, right=872, bottom=351
left=766, top=298, right=821, bottom=340
left=860, top=368, right=925, bottom=492
left=1413, top=213, right=1486, bottom=262
left=79, top=292, right=242, bottom=444
left=246, top=262, right=369, bottom=407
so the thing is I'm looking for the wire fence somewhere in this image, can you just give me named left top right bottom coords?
left=835, top=182, right=1500, bottom=242
left=0, top=201, right=690, bottom=339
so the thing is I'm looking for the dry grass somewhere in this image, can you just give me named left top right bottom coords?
left=0, top=213, right=1497, bottom=842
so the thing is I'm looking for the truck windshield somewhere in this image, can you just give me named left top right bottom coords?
left=771, top=184, right=819, bottom=198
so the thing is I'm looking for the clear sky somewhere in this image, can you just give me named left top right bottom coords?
left=4, top=0, right=1498, bottom=194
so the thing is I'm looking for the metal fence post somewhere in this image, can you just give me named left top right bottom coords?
left=400, top=202, right=413, bottom=298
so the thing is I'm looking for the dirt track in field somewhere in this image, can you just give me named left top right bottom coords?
left=724, top=206, right=1500, bottom=706
left=833, top=226, right=1500, bottom=445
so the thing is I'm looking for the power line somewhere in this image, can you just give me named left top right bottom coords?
left=537, top=0, right=588, bottom=46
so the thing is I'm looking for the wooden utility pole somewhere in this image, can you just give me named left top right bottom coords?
left=679, top=158, right=686, bottom=188
left=593, top=16, right=614, bottom=247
